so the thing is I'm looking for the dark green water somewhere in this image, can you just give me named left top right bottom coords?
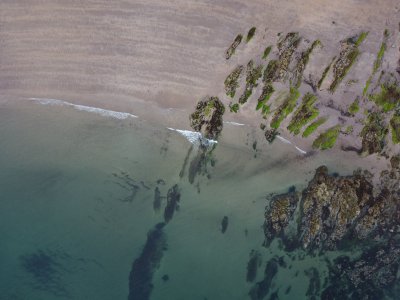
left=1, top=99, right=391, bottom=300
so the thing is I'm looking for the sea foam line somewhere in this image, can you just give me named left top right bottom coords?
left=223, top=121, right=246, bottom=126
left=29, top=98, right=138, bottom=120
left=276, top=135, right=307, bottom=155
left=167, top=128, right=217, bottom=146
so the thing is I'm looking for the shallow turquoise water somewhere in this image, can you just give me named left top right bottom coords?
left=0, top=99, right=383, bottom=300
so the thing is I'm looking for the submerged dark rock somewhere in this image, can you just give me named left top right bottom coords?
left=221, top=216, right=229, bottom=233
left=305, top=267, right=320, bottom=299
left=246, top=250, right=262, bottom=283
left=163, top=184, right=181, bottom=223
left=189, top=96, right=225, bottom=140
left=188, top=145, right=216, bottom=184
left=128, top=223, right=167, bottom=300
left=249, top=257, right=279, bottom=300
left=322, top=241, right=400, bottom=299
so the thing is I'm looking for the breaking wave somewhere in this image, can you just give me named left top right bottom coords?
left=29, top=98, right=138, bottom=120
left=167, top=128, right=217, bottom=147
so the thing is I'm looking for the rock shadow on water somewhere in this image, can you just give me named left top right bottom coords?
left=20, top=249, right=70, bottom=297
left=163, top=184, right=181, bottom=223
left=128, top=223, right=168, bottom=300
left=152, top=187, right=164, bottom=212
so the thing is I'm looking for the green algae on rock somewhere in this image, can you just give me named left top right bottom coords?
left=262, top=45, right=272, bottom=60
left=225, top=34, right=243, bottom=60
left=276, top=32, right=302, bottom=81
left=348, top=97, right=360, bottom=115
left=189, top=96, right=225, bottom=140
left=238, top=60, right=263, bottom=104
left=229, top=102, right=239, bottom=113
left=302, top=117, right=328, bottom=138
left=312, top=125, right=341, bottom=150
left=264, top=128, right=279, bottom=143
left=373, top=29, right=389, bottom=74
left=370, top=81, right=400, bottom=112
left=390, top=113, right=400, bottom=144
left=329, top=32, right=368, bottom=92
left=256, top=83, right=274, bottom=113
left=246, top=27, right=256, bottom=43
left=262, top=59, right=279, bottom=83
left=360, top=112, right=388, bottom=154
left=270, top=87, right=300, bottom=129
left=317, top=56, right=335, bottom=89
left=293, top=40, right=321, bottom=88
left=287, top=93, right=319, bottom=135
left=224, top=65, right=243, bottom=98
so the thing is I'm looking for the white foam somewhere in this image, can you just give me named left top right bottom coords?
left=29, top=98, right=138, bottom=119
left=223, top=121, right=246, bottom=126
left=167, top=128, right=217, bottom=147
left=295, top=146, right=307, bottom=155
left=276, top=135, right=292, bottom=144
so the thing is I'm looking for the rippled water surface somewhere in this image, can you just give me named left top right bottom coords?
left=1, top=100, right=391, bottom=300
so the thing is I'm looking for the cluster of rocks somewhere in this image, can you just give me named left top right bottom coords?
left=263, top=157, right=400, bottom=297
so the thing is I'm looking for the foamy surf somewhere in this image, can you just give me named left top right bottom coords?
left=29, top=98, right=138, bottom=120
left=223, top=121, right=246, bottom=126
left=167, top=128, right=217, bottom=147
left=276, top=135, right=307, bottom=155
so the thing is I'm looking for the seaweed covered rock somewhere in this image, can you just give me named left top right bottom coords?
left=277, top=32, right=302, bottom=81
left=264, top=128, right=279, bottom=143
left=263, top=165, right=400, bottom=252
left=226, top=34, right=242, bottom=60
left=190, top=96, right=225, bottom=140
left=264, top=190, right=299, bottom=247
left=361, top=112, right=388, bottom=155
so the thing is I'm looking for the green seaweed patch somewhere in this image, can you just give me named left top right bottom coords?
left=348, top=98, right=360, bottom=115
left=360, top=112, right=388, bottom=154
left=239, top=60, right=263, bottom=104
left=263, top=60, right=279, bottom=83
left=224, top=65, right=243, bottom=98
left=225, top=34, right=243, bottom=60
left=370, top=82, right=400, bottom=112
left=390, top=113, right=400, bottom=144
left=229, top=103, right=239, bottom=113
left=246, top=27, right=256, bottom=43
left=329, top=32, right=368, bottom=92
left=256, top=83, right=275, bottom=111
left=363, top=77, right=372, bottom=96
left=270, top=87, right=300, bottom=129
left=287, top=93, right=319, bottom=135
left=262, top=46, right=272, bottom=60
left=294, top=40, right=321, bottom=88
left=312, top=125, right=341, bottom=150
left=318, top=57, right=335, bottom=89
left=302, top=117, right=327, bottom=138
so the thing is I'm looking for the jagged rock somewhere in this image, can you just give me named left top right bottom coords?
left=189, top=96, right=225, bottom=140
left=264, top=128, right=279, bottom=143
left=249, top=257, right=278, bottom=300
left=264, top=190, right=299, bottom=247
left=360, top=112, right=388, bottom=155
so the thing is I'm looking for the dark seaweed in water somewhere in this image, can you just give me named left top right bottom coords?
left=246, top=250, right=262, bottom=282
left=164, top=184, right=181, bottom=223
left=128, top=223, right=167, bottom=300
left=221, top=216, right=229, bottom=233
left=249, top=257, right=278, bottom=300
left=20, top=249, right=69, bottom=297
left=153, top=187, right=161, bottom=212
left=304, top=267, right=320, bottom=299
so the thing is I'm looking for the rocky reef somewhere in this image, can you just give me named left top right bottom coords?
left=164, top=184, right=181, bottom=223
left=263, top=161, right=400, bottom=298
